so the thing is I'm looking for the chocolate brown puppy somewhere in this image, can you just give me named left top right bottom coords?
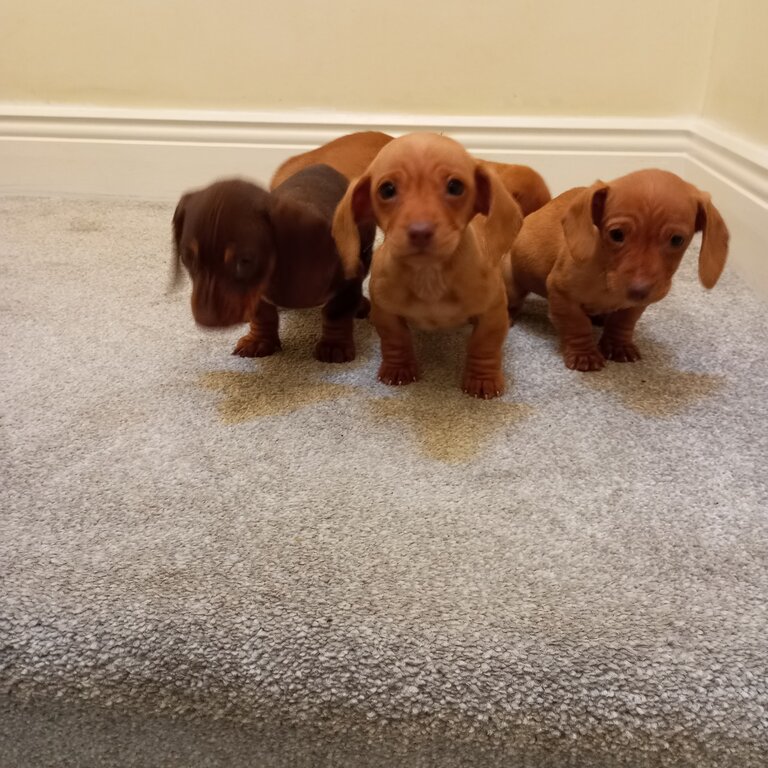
left=172, top=164, right=374, bottom=363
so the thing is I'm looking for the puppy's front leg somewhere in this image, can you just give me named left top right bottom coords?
left=233, top=300, right=281, bottom=357
left=548, top=288, right=604, bottom=371
left=463, top=298, right=508, bottom=399
left=599, top=306, right=646, bottom=362
left=371, top=304, right=418, bottom=385
left=316, top=279, right=362, bottom=363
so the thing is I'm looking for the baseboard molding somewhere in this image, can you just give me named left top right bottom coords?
left=683, top=120, right=768, bottom=294
left=0, top=106, right=695, bottom=198
left=1, top=105, right=766, bottom=293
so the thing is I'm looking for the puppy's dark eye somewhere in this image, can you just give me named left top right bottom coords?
left=446, top=178, right=465, bottom=197
left=609, top=228, right=625, bottom=244
left=670, top=235, right=686, bottom=248
left=236, top=255, right=257, bottom=280
left=378, top=181, right=397, bottom=201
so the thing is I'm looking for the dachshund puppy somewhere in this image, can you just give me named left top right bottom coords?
left=503, top=168, right=729, bottom=371
left=485, top=161, right=551, bottom=216
left=172, top=164, right=375, bottom=363
left=270, top=131, right=394, bottom=189
left=333, top=133, right=524, bottom=398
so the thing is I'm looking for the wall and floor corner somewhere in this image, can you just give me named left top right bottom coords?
left=0, top=0, right=766, bottom=293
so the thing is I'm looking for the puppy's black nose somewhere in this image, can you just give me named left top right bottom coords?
left=627, top=281, right=653, bottom=302
left=407, top=221, right=435, bottom=249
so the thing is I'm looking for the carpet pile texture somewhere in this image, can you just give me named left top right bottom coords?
left=1, top=195, right=767, bottom=766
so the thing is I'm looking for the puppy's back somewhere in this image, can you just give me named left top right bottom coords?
left=272, top=163, right=349, bottom=225
left=486, top=162, right=552, bottom=216
left=273, top=164, right=376, bottom=270
left=509, top=187, right=586, bottom=291
left=270, top=131, right=393, bottom=189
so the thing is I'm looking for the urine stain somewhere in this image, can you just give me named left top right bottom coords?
left=69, top=217, right=103, bottom=233
left=515, top=303, right=726, bottom=417
left=369, top=384, right=533, bottom=463
left=586, top=365, right=725, bottom=416
left=200, top=370, right=356, bottom=424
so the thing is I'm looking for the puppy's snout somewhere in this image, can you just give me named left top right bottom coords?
left=192, top=304, right=226, bottom=328
left=407, top=221, right=435, bottom=249
left=191, top=284, right=248, bottom=328
left=627, top=280, right=654, bottom=302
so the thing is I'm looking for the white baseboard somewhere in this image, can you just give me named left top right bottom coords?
left=1, top=105, right=766, bottom=294
left=0, top=106, right=694, bottom=198
left=683, top=120, right=768, bottom=294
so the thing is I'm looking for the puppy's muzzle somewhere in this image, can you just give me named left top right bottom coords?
left=191, top=279, right=261, bottom=328
left=192, top=302, right=245, bottom=328
left=407, top=221, right=435, bottom=249
left=626, top=280, right=654, bottom=302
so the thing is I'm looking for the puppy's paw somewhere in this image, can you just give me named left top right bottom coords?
left=563, top=348, right=605, bottom=372
left=462, top=372, right=505, bottom=399
left=314, top=339, right=355, bottom=363
left=599, top=337, right=641, bottom=363
left=233, top=335, right=281, bottom=357
left=378, top=361, right=418, bottom=386
left=355, top=297, right=371, bottom=319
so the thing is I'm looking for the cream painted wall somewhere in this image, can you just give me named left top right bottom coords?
left=702, top=0, right=768, bottom=145
left=1, top=0, right=719, bottom=117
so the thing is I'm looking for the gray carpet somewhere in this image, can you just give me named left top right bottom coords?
left=1, top=194, right=767, bottom=767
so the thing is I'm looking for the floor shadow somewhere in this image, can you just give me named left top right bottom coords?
left=512, top=296, right=553, bottom=341
left=199, top=370, right=357, bottom=424
left=255, top=308, right=380, bottom=370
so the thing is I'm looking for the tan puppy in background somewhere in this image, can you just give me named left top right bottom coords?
left=333, top=132, right=524, bottom=398
left=485, top=161, right=551, bottom=216
left=503, top=169, right=729, bottom=371
left=271, top=131, right=550, bottom=216
left=270, top=131, right=393, bottom=189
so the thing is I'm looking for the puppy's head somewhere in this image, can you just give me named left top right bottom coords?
left=172, top=179, right=277, bottom=327
left=562, top=169, right=729, bottom=305
left=333, top=133, right=516, bottom=276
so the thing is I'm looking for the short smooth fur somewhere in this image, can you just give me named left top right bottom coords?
left=173, top=164, right=375, bottom=363
left=333, top=133, right=524, bottom=398
left=503, top=168, right=729, bottom=371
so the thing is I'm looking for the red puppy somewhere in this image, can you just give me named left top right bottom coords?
left=503, top=169, right=729, bottom=370
left=333, top=133, right=523, bottom=398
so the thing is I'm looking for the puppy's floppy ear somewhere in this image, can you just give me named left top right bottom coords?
left=473, top=162, right=524, bottom=262
left=561, top=181, right=609, bottom=261
left=692, top=189, right=729, bottom=289
left=170, top=193, right=191, bottom=289
left=332, top=174, right=374, bottom=279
